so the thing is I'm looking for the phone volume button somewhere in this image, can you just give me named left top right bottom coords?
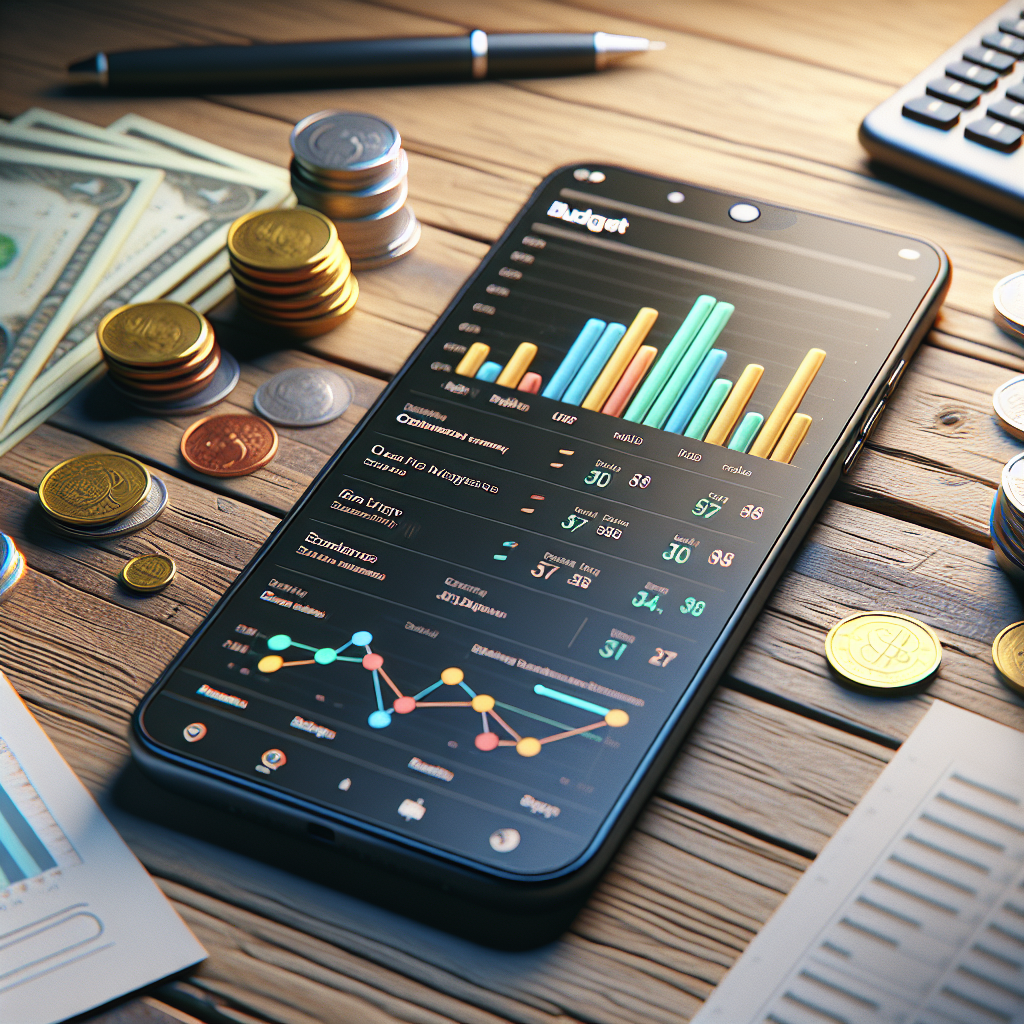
left=861, top=399, right=886, bottom=441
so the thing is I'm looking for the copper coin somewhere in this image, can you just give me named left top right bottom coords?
left=180, top=413, right=279, bottom=477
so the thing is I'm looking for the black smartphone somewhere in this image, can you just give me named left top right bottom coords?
left=132, top=165, right=948, bottom=945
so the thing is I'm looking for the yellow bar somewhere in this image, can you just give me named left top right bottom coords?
left=495, top=342, right=538, bottom=388
left=581, top=307, right=658, bottom=411
left=769, top=413, right=812, bottom=463
left=704, top=363, right=764, bottom=446
left=748, top=348, right=826, bottom=458
left=455, top=342, right=490, bottom=377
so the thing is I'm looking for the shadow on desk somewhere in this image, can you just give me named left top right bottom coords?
left=113, top=761, right=584, bottom=950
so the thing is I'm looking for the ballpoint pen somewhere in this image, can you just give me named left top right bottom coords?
left=68, top=30, right=666, bottom=93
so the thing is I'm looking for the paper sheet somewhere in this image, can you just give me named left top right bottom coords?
left=692, top=700, right=1024, bottom=1023
left=0, top=669, right=205, bottom=1024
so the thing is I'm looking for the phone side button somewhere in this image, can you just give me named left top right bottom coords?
left=861, top=399, right=886, bottom=440
left=843, top=436, right=865, bottom=474
left=882, top=359, right=906, bottom=398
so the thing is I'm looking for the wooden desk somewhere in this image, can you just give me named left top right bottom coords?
left=2, top=2, right=1024, bottom=1021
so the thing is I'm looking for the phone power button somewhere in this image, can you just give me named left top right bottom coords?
left=843, top=399, right=886, bottom=475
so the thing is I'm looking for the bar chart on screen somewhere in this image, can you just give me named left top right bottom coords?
left=0, top=737, right=81, bottom=904
left=453, top=293, right=826, bottom=465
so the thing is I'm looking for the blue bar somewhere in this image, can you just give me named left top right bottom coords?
left=534, top=683, right=609, bottom=716
left=542, top=318, right=606, bottom=400
left=664, top=349, right=728, bottom=433
left=561, top=322, right=626, bottom=405
left=475, top=361, right=502, bottom=382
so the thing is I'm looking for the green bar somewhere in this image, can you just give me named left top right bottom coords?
left=683, top=378, right=732, bottom=439
left=642, top=301, right=735, bottom=429
left=728, top=412, right=764, bottom=452
left=622, top=294, right=716, bottom=423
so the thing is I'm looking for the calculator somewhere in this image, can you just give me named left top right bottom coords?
left=860, top=1, right=1024, bottom=217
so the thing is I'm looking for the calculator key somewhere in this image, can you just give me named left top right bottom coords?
left=989, top=98, right=1024, bottom=129
left=946, top=60, right=1000, bottom=89
left=962, top=46, right=1016, bottom=73
left=1007, top=81, right=1024, bottom=103
left=964, top=116, right=1023, bottom=151
left=998, top=18, right=1024, bottom=39
left=901, top=96, right=961, bottom=129
left=982, top=32, right=1024, bottom=57
left=926, top=77, right=981, bottom=107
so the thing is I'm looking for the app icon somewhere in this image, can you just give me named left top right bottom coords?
left=489, top=828, right=521, bottom=853
left=183, top=722, right=207, bottom=743
left=261, top=748, right=286, bottom=770
left=398, top=797, right=425, bottom=821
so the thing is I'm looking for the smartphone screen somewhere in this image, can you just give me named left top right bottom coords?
left=136, top=166, right=943, bottom=878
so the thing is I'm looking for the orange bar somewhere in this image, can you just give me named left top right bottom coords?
left=704, top=363, right=764, bottom=446
left=518, top=371, right=543, bottom=394
left=602, top=345, right=657, bottom=417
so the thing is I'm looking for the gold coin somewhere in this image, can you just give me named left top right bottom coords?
left=98, top=301, right=209, bottom=367
left=992, top=621, right=1024, bottom=697
left=229, top=241, right=348, bottom=287
left=825, top=611, right=942, bottom=692
left=39, top=453, right=151, bottom=526
left=120, top=554, right=176, bottom=592
left=228, top=208, right=337, bottom=271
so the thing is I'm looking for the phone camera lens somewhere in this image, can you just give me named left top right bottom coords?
left=729, top=203, right=760, bottom=222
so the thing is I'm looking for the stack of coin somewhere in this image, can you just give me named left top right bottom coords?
left=37, top=453, right=168, bottom=540
left=98, top=300, right=239, bottom=414
left=991, top=452, right=1024, bottom=585
left=992, top=621, right=1024, bottom=698
left=290, top=111, right=420, bottom=269
left=0, top=532, right=26, bottom=603
left=994, top=270, right=1024, bottom=342
left=228, top=207, right=358, bottom=339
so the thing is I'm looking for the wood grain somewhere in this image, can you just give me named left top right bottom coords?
left=3, top=1, right=1024, bottom=1021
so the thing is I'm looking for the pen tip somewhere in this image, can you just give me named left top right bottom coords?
left=67, top=53, right=108, bottom=86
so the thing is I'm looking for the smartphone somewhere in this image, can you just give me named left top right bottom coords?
left=132, top=165, right=948, bottom=945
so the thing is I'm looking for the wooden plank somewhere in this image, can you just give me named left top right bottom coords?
left=32, top=699, right=806, bottom=1024
left=0, top=426, right=278, bottom=636
left=557, top=0, right=993, bottom=86
left=729, top=498, right=1024, bottom=743
left=49, top=348, right=385, bottom=515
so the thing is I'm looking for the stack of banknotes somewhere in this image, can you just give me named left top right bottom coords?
left=0, top=108, right=293, bottom=458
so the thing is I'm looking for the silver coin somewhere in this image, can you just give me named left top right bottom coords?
left=129, top=350, right=240, bottom=416
left=290, top=152, right=408, bottom=219
left=46, top=475, right=169, bottom=540
left=291, top=111, right=401, bottom=181
left=254, top=367, right=353, bottom=427
left=350, top=217, right=422, bottom=270
left=993, top=376, right=1024, bottom=441
left=995, top=270, right=1024, bottom=341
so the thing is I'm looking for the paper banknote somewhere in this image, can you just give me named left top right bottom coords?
left=105, top=112, right=292, bottom=186
left=0, top=146, right=160, bottom=432
left=0, top=119, right=290, bottom=439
